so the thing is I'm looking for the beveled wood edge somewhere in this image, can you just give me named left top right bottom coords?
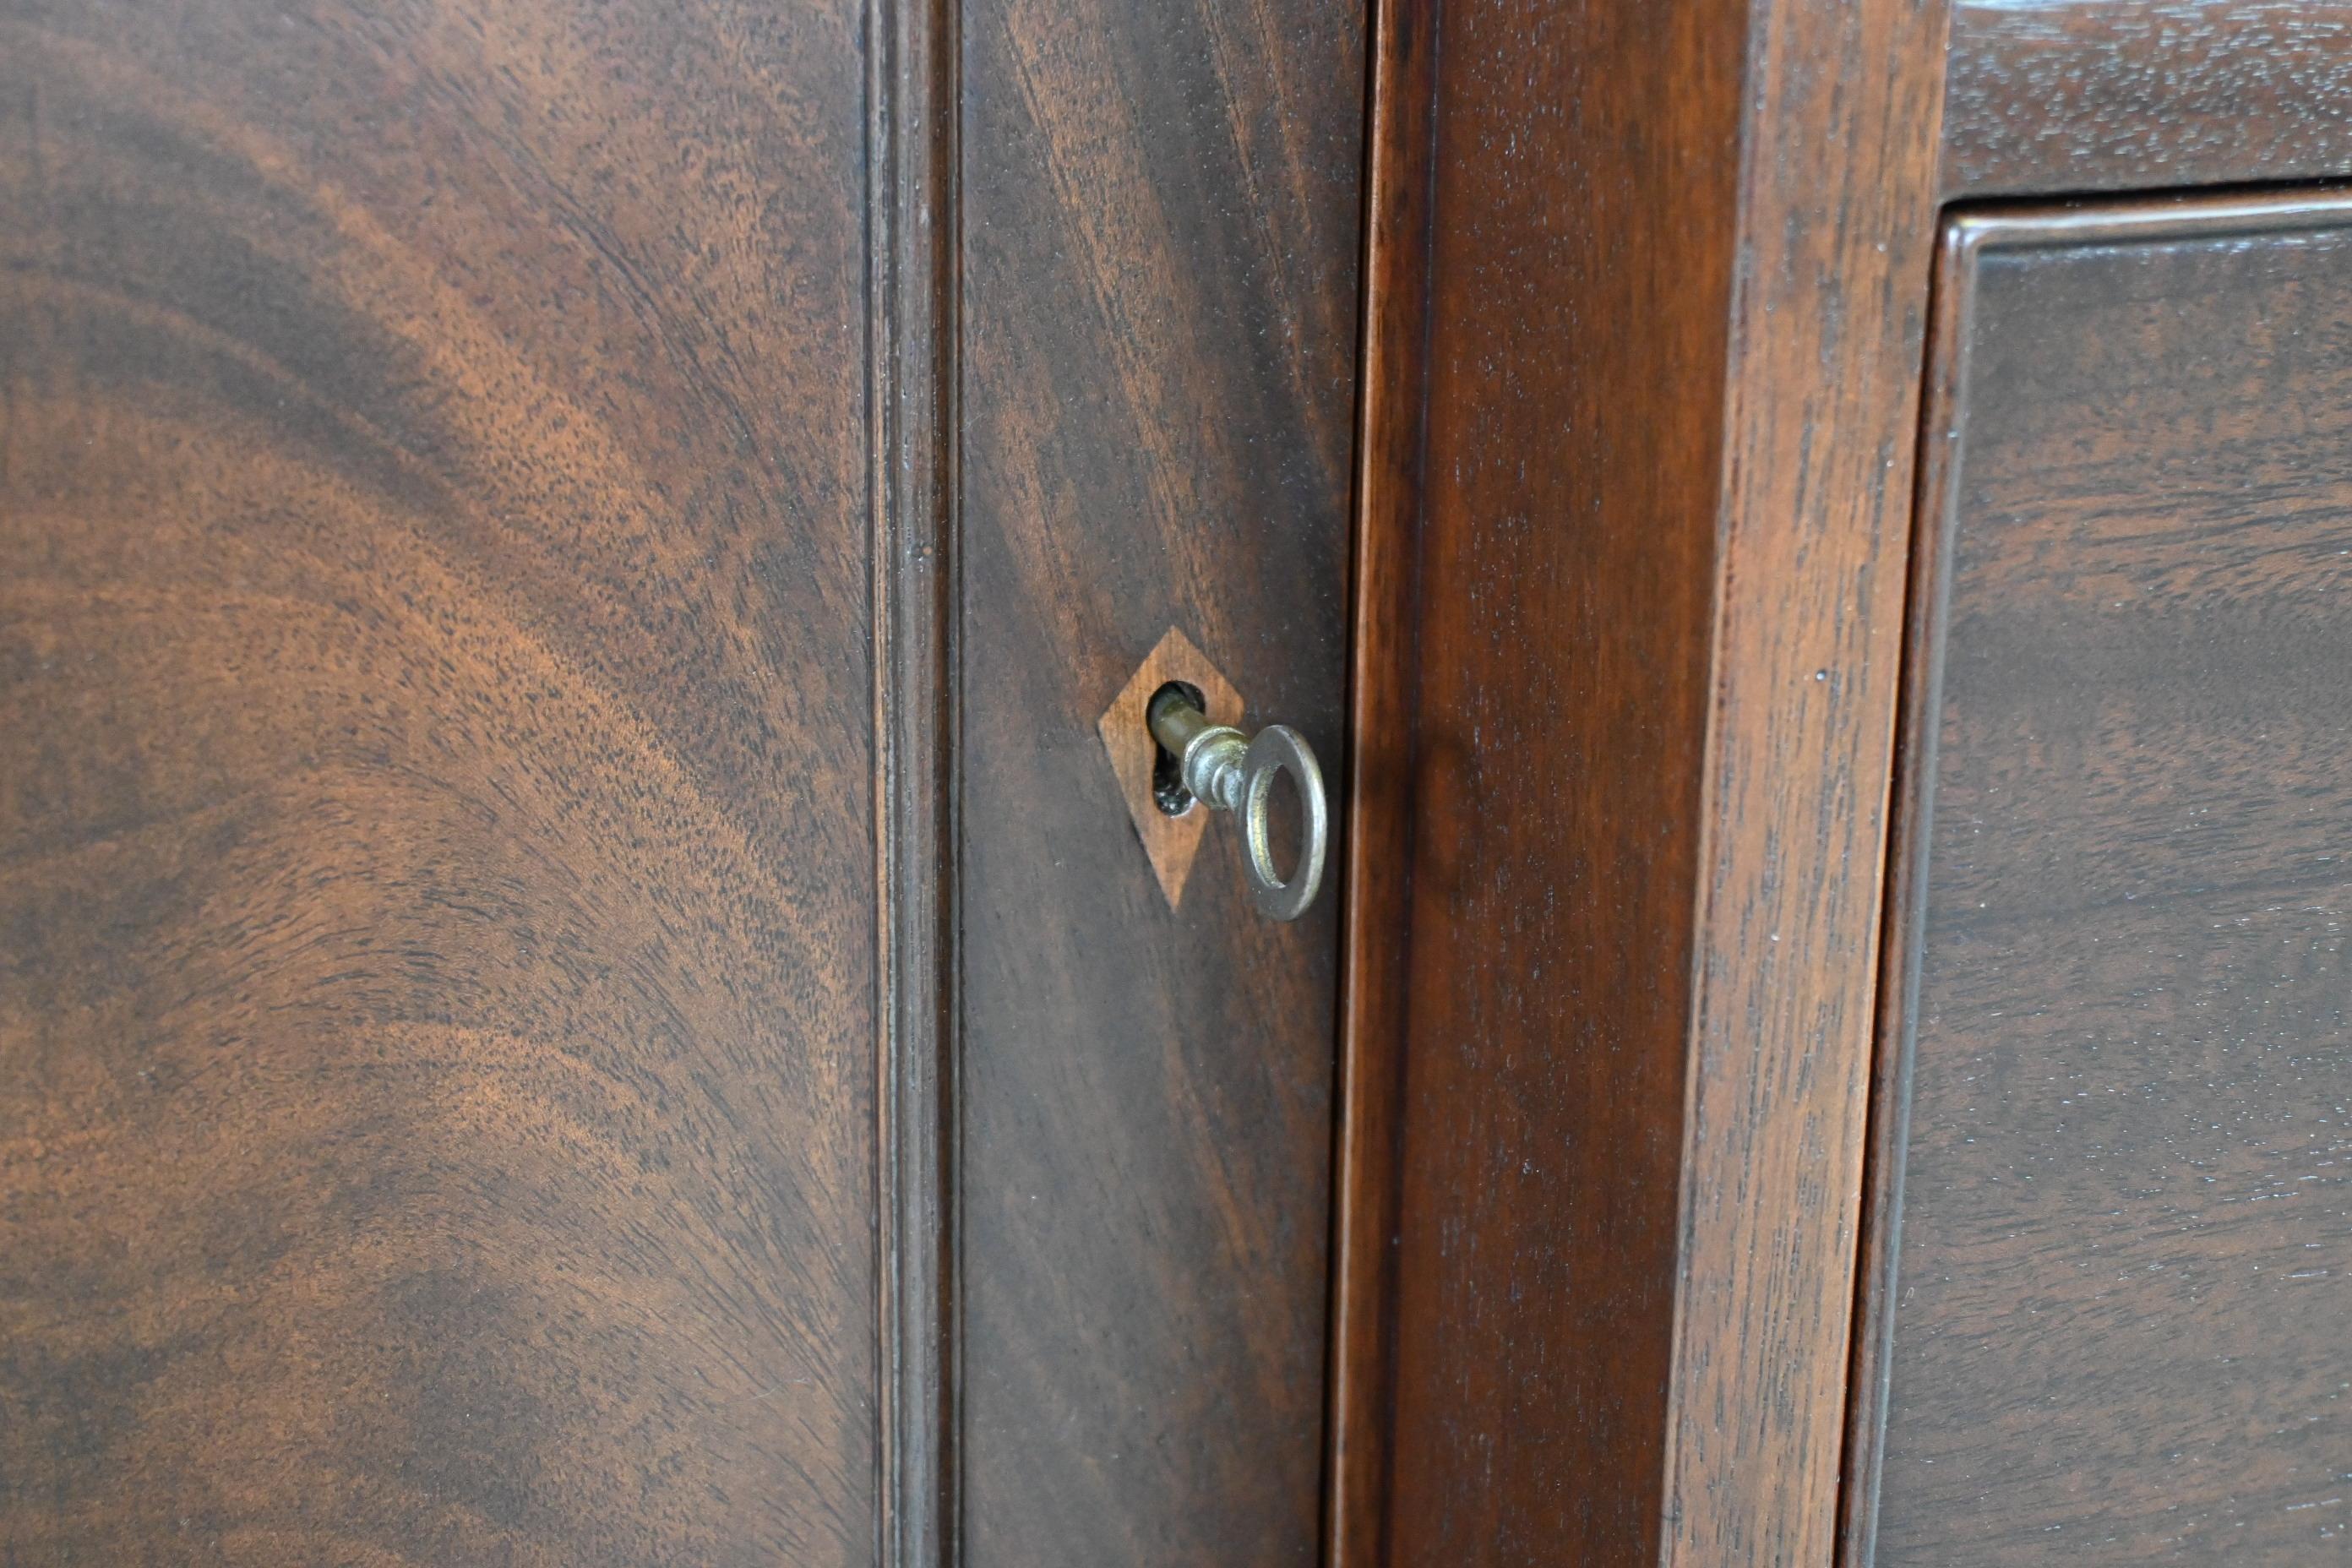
left=1323, top=0, right=1435, bottom=1560
left=870, top=0, right=961, bottom=1560
left=1836, top=212, right=1979, bottom=1568
left=1663, top=0, right=1952, bottom=1560
left=1943, top=0, right=2352, bottom=200
left=1832, top=183, right=2352, bottom=1567
left=1940, top=187, right=2352, bottom=251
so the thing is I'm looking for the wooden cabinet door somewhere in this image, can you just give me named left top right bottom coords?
left=0, top=2, right=1361, bottom=1561
left=955, top=1, right=1361, bottom=1560
left=1846, top=192, right=2352, bottom=1566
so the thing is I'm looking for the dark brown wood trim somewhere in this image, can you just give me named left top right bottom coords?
left=1329, top=0, right=1947, bottom=1558
left=1324, top=0, right=1435, bottom=1560
left=1663, top=2, right=1950, bottom=1557
left=1944, top=0, right=2352, bottom=199
left=871, top=0, right=961, bottom=1559
left=1838, top=211, right=1979, bottom=1568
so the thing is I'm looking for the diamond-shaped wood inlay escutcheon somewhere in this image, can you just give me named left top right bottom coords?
left=1099, top=627, right=1244, bottom=910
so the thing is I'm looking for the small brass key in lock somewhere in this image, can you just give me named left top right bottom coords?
left=1147, top=687, right=1328, bottom=922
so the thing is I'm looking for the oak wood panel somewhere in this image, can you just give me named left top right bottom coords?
left=1330, top=0, right=1948, bottom=1560
left=1945, top=1, right=2352, bottom=199
left=1848, top=193, right=2352, bottom=1565
left=0, top=3, right=878, bottom=1562
left=955, top=0, right=1363, bottom=1560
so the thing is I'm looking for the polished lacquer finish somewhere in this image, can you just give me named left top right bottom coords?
left=1849, top=193, right=2352, bottom=1566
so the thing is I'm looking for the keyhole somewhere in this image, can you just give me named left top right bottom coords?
left=1149, top=679, right=1206, bottom=816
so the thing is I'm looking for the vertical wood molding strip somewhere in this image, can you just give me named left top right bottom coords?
left=1325, top=0, right=1438, bottom=1557
left=871, top=0, right=961, bottom=1559
left=1668, top=0, right=1951, bottom=1559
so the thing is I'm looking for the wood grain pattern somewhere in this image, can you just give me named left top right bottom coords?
left=1945, top=1, right=2352, bottom=199
left=1096, top=626, right=1244, bottom=911
left=1323, top=0, right=1435, bottom=1560
left=0, top=2, right=878, bottom=1563
left=1375, top=4, right=1739, bottom=1546
left=955, top=0, right=1364, bottom=1560
left=1848, top=193, right=2352, bottom=1567
left=1329, top=0, right=1947, bottom=1560
left=1663, top=0, right=1949, bottom=1560
left=872, top=0, right=961, bottom=1558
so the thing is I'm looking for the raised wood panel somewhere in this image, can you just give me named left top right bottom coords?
left=955, top=0, right=1363, bottom=1560
left=1945, top=0, right=2352, bottom=198
left=0, top=3, right=878, bottom=1563
left=1848, top=193, right=2352, bottom=1565
left=1328, top=0, right=1949, bottom=1560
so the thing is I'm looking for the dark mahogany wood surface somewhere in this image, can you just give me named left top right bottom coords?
left=0, top=2, right=878, bottom=1561
left=1329, top=0, right=1948, bottom=1560
left=873, top=0, right=959, bottom=1557
left=1364, top=0, right=1729, bottom=1550
left=1945, top=1, right=2352, bottom=198
left=1323, top=0, right=1433, bottom=1559
left=956, top=0, right=1362, bottom=1561
left=1849, top=193, right=2352, bottom=1565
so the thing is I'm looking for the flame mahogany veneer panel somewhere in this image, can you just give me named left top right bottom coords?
left=0, top=2, right=878, bottom=1560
